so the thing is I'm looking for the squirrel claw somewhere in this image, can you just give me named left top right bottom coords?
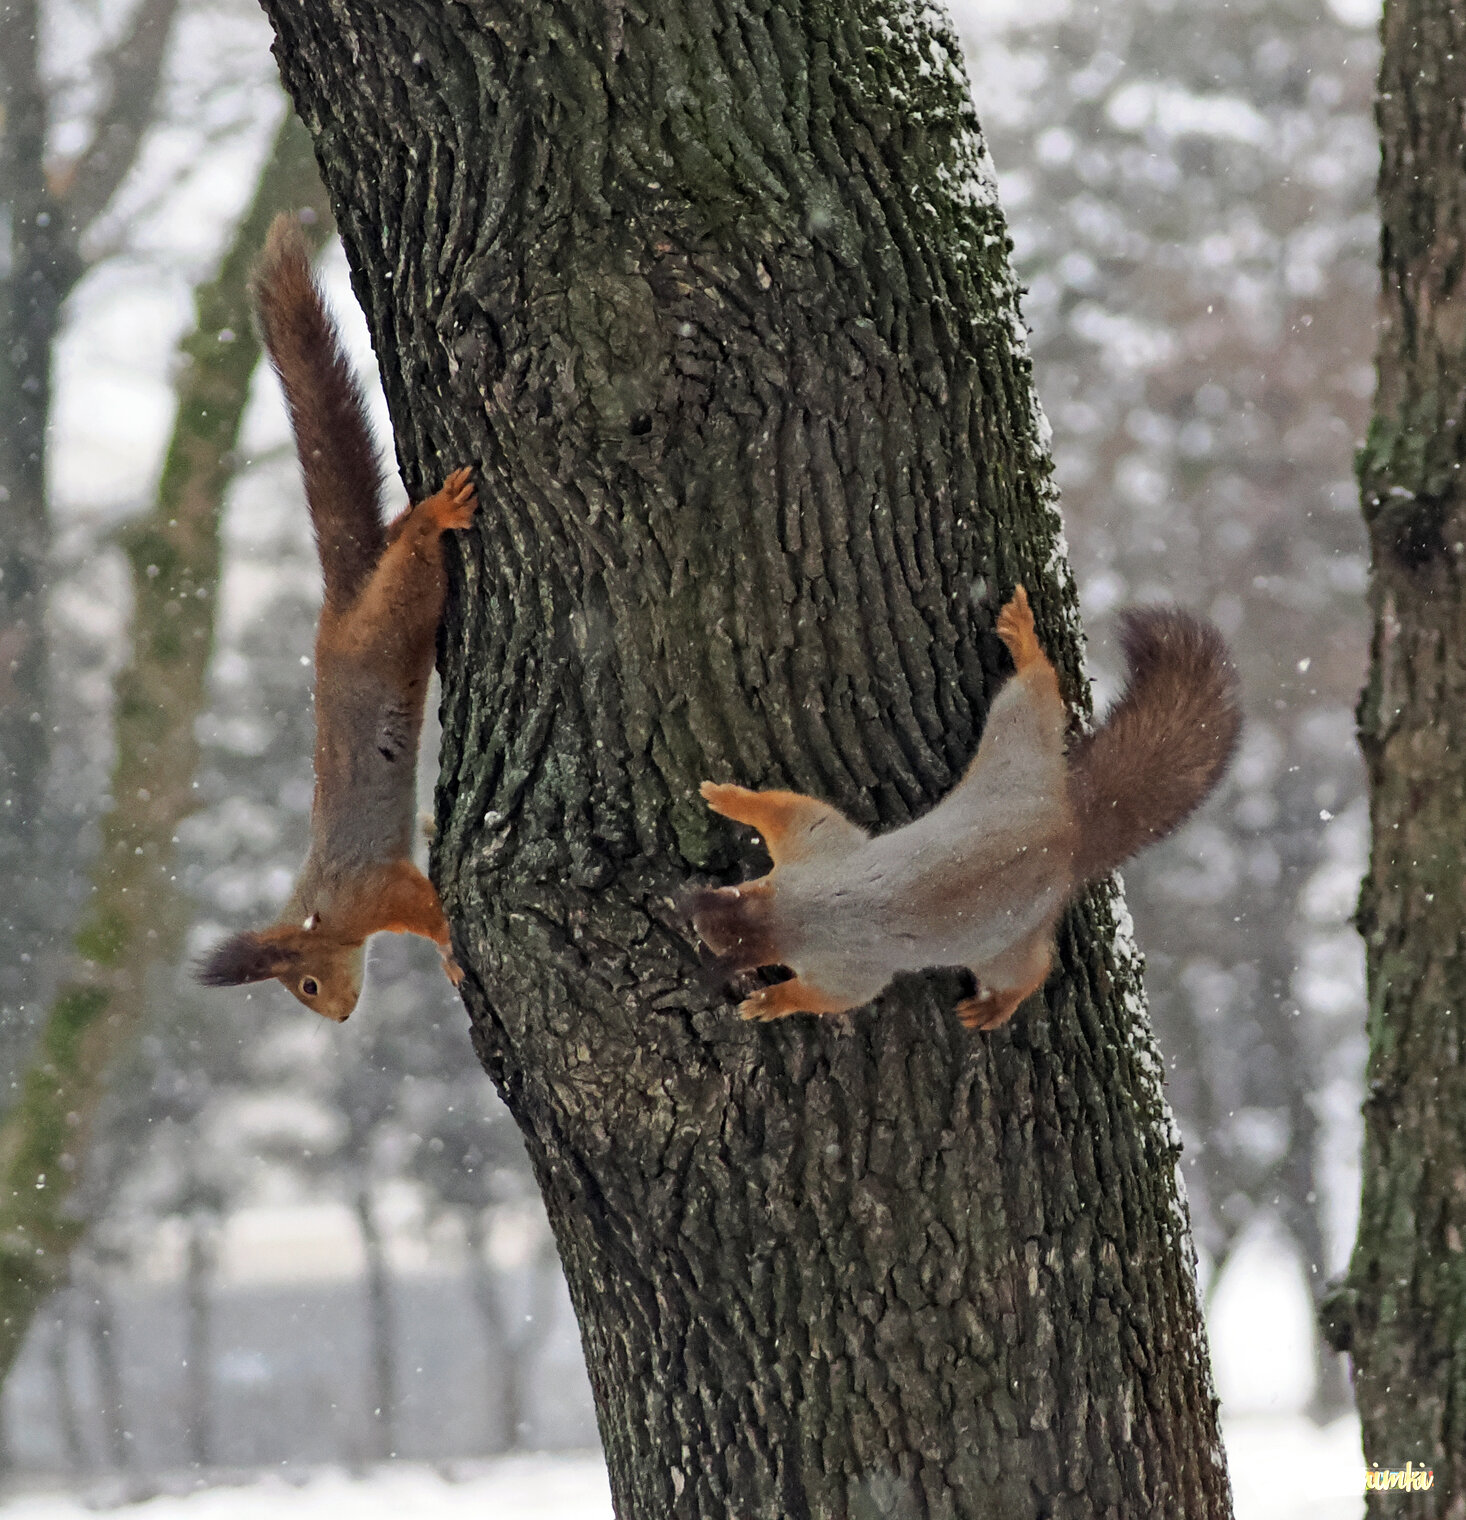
left=994, top=585, right=1043, bottom=672
left=431, top=467, right=478, bottom=531
left=737, top=982, right=795, bottom=1021
left=956, top=987, right=1023, bottom=1032
left=442, top=953, right=465, bottom=988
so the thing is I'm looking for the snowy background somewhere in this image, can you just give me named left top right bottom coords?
left=2, top=0, right=1386, bottom=1512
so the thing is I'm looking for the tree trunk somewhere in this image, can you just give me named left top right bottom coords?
left=0, top=0, right=77, bottom=1053
left=0, top=0, right=180, bottom=1081
left=465, top=1209, right=520, bottom=1453
left=79, top=1256, right=129, bottom=1472
left=353, top=1185, right=397, bottom=1461
left=184, top=1213, right=215, bottom=1470
left=0, top=114, right=331, bottom=1388
left=1325, top=0, right=1466, bottom=1505
left=262, top=5, right=1233, bottom=1515
left=47, top=1296, right=84, bottom=1473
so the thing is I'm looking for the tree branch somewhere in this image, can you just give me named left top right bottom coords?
left=59, top=0, right=182, bottom=237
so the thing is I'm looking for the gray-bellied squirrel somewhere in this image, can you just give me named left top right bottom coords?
left=691, top=585, right=1240, bottom=1029
left=196, top=214, right=476, bottom=1021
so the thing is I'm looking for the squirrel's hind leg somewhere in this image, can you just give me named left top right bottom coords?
left=738, top=976, right=861, bottom=1022
left=338, top=469, right=477, bottom=677
left=421, top=467, right=477, bottom=531
left=958, top=932, right=1054, bottom=1031
left=995, top=585, right=1046, bottom=672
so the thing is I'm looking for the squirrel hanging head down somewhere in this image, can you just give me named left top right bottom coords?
left=195, top=215, right=476, bottom=1021
left=691, top=585, right=1241, bottom=1030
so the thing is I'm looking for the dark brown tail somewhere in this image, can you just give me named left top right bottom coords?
left=1068, top=609, right=1241, bottom=882
left=253, top=214, right=386, bottom=608
left=194, top=928, right=296, bottom=986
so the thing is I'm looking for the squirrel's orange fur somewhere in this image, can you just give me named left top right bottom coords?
left=691, top=586, right=1240, bottom=1030
left=195, top=215, right=476, bottom=1022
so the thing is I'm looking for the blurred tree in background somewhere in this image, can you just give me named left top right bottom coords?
left=1324, top=0, right=1466, bottom=1507
left=1, top=0, right=182, bottom=1095
left=0, top=110, right=331, bottom=1387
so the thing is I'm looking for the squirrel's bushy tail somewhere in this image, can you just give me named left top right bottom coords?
left=253, top=214, right=386, bottom=608
left=1068, top=609, right=1241, bottom=883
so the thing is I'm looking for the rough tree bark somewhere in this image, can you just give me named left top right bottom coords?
left=262, top=4, right=1232, bottom=1516
left=1323, top=0, right=1466, bottom=1507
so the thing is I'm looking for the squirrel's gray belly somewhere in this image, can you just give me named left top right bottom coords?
left=310, top=671, right=422, bottom=871
left=781, top=815, right=1073, bottom=993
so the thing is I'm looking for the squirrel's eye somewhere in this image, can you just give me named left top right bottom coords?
left=300, top=977, right=320, bottom=997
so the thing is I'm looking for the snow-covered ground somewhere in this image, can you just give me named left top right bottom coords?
left=0, top=1421, right=1364, bottom=1520
left=0, top=1224, right=1369, bottom=1520
left=0, top=1190, right=1370, bottom=1516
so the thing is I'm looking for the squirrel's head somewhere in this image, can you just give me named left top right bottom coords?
left=195, top=922, right=365, bottom=1022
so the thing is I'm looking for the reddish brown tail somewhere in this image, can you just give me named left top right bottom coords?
left=1068, top=609, right=1241, bottom=882
left=253, top=214, right=386, bottom=608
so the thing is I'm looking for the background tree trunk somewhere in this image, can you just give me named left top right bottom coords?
left=1325, top=0, right=1466, bottom=1505
left=0, top=0, right=63, bottom=995
left=46, top=1297, right=84, bottom=1474
left=464, top=1210, right=522, bottom=1453
left=0, top=114, right=330, bottom=1389
left=353, top=1185, right=397, bottom=1461
left=183, top=1212, right=215, bottom=1470
left=0, top=0, right=179, bottom=1079
left=262, top=4, right=1233, bottom=1515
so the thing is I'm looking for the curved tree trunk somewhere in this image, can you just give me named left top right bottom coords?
left=262, top=5, right=1232, bottom=1516
left=1326, top=0, right=1466, bottom=1506
left=183, top=1211, right=216, bottom=1470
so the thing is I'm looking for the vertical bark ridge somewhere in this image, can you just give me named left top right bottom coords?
left=261, top=1, right=1232, bottom=1515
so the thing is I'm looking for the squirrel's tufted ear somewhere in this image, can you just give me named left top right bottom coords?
left=194, top=930, right=298, bottom=987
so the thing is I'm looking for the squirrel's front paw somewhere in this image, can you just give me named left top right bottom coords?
left=737, top=975, right=851, bottom=1021
left=442, top=953, right=466, bottom=988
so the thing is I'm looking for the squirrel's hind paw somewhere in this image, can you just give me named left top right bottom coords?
left=738, top=976, right=857, bottom=1021
left=956, top=986, right=1028, bottom=1031
left=994, top=585, right=1044, bottom=672
left=429, top=467, right=478, bottom=531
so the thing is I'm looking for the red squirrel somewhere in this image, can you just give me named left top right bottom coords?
left=691, top=586, right=1240, bottom=1029
left=196, top=215, right=476, bottom=1022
